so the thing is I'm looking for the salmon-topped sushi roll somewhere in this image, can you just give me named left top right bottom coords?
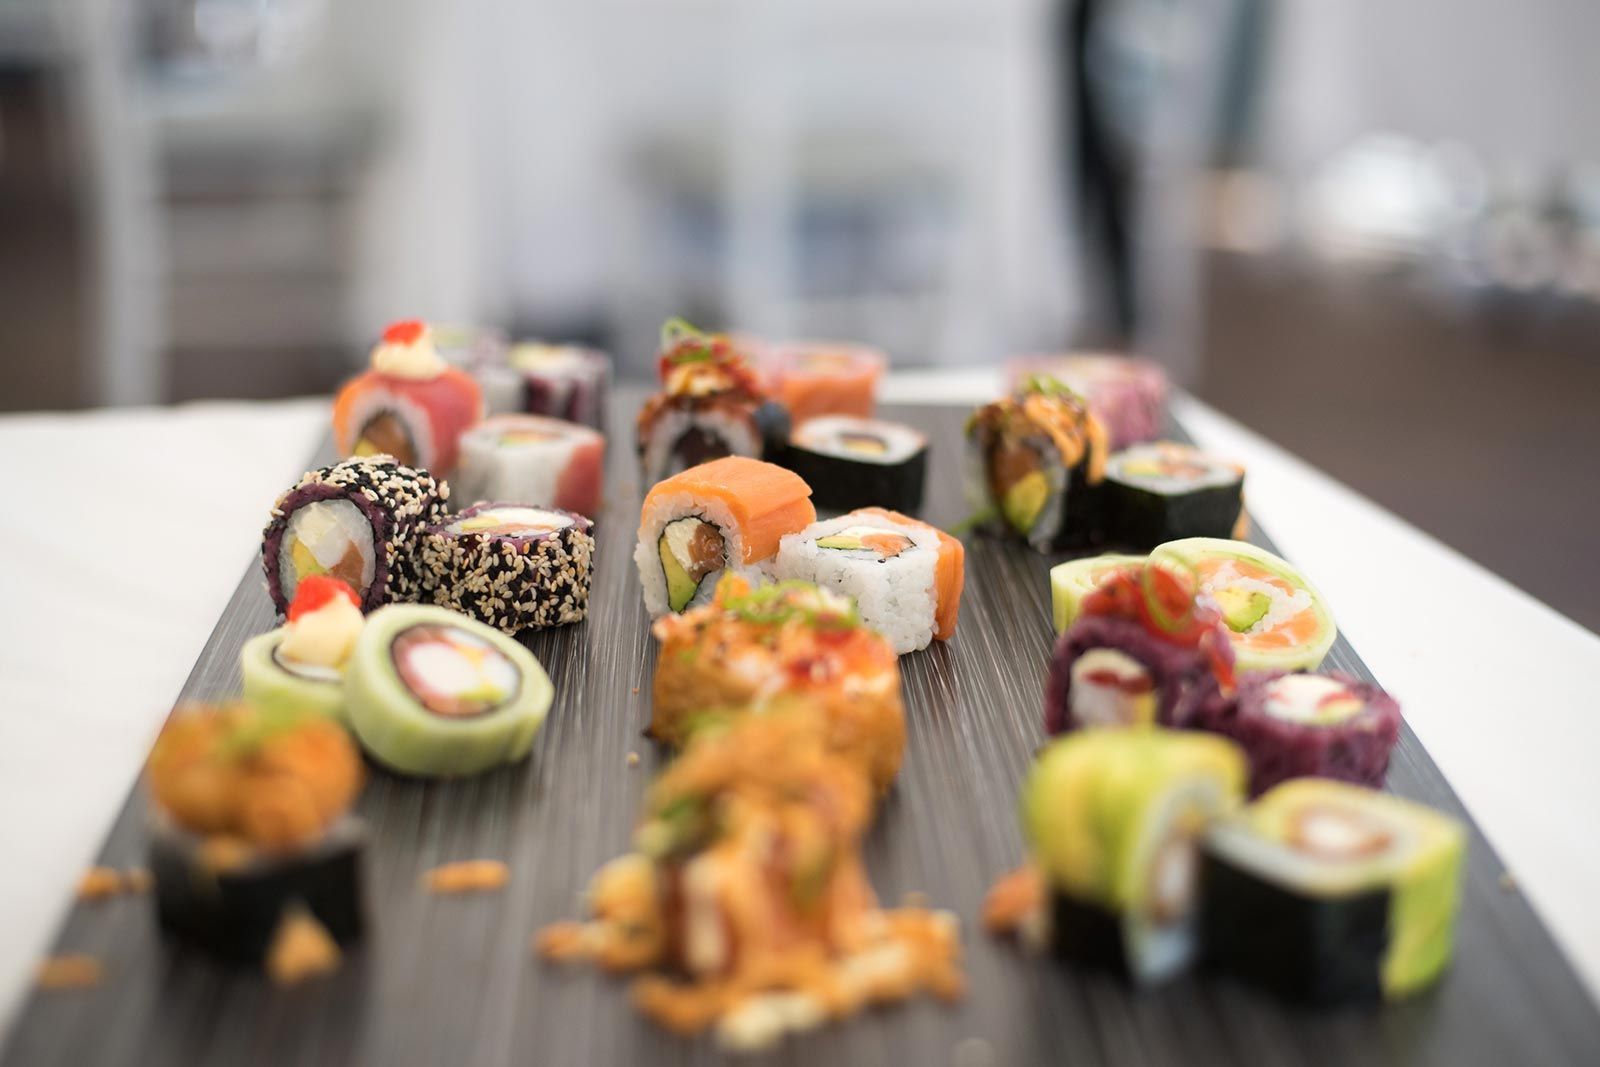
left=634, top=456, right=815, bottom=617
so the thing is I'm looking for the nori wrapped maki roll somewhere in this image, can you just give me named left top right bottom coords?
left=144, top=702, right=368, bottom=965
left=1045, top=561, right=1235, bottom=733
left=1103, top=442, right=1245, bottom=550
left=1201, top=778, right=1466, bottom=1004
left=1016, top=730, right=1246, bottom=984
left=345, top=604, right=553, bottom=777
left=1186, top=671, right=1403, bottom=796
left=779, top=415, right=927, bottom=514
left=965, top=376, right=1110, bottom=551
left=261, top=454, right=448, bottom=615
left=417, top=504, right=595, bottom=633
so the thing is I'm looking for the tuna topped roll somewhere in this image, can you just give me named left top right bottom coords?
left=1187, top=671, right=1404, bottom=796
left=986, top=730, right=1246, bottom=985
left=537, top=711, right=964, bottom=1052
left=1103, top=442, right=1246, bottom=550
left=261, top=454, right=448, bottom=615
left=636, top=318, right=790, bottom=486
left=1201, top=778, right=1465, bottom=1005
left=966, top=376, right=1110, bottom=551
left=649, top=575, right=905, bottom=792
left=1045, top=561, right=1235, bottom=734
left=1159, top=537, right=1338, bottom=673
left=145, top=701, right=367, bottom=967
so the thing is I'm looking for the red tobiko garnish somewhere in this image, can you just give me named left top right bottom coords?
left=1082, top=563, right=1235, bottom=689
left=288, top=576, right=361, bottom=621
left=381, top=319, right=427, bottom=346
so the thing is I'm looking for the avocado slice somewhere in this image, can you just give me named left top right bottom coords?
left=659, top=537, right=700, bottom=612
left=1214, top=586, right=1271, bottom=633
left=815, top=533, right=866, bottom=551
left=290, top=538, right=326, bottom=581
left=1002, top=470, right=1050, bottom=535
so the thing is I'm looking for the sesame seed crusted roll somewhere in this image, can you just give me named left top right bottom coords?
left=261, top=454, right=448, bottom=615
left=417, top=503, right=595, bottom=633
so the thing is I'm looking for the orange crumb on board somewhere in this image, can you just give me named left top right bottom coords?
left=626, top=752, right=642, bottom=768
left=266, top=911, right=342, bottom=986
left=76, top=868, right=125, bottom=901
left=124, top=868, right=154, bottom=893
left=423, top=860, right=510, bottom=894
left=36, top=955, right=103, bottom=990
left=981, top=866, right=1043, bottom=936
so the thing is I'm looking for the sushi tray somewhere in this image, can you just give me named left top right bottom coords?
left=6, top=384, right=1600, bottom=1067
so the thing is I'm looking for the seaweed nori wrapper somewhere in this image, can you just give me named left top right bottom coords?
left=779, top=442, right=927, bottom=514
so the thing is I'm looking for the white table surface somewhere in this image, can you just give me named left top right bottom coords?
left=2, top=377, right=1597, bottom=1039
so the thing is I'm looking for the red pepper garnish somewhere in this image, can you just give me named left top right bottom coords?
left=288, top=576, right=361, bottom=621
left=1082, top=564, right=1235, bottom=690
left=381, top=319, right=427, bottom=346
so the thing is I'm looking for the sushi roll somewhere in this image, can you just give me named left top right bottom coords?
left=332, top=319, right=485, bottom=476
left=1157, top=537, right=1338, bottom=672
left=765, top=340, right=886, bottom=425
left=1201, top=778, right=1466, bottom=1004
left=477, top=342, right=611, bottom=431
left=537, top=711, right=962, bottom=1051
left=428, top=322, right=508, bottom=368
left=261, top=454, right=448, bottom=615
left=998, top=730, right=1246, bottom=984
left=634, top=455, right=816, bottom=617
left=452, top=414, right=605, bottom=518
left=417, top=503, right=595, bottom=633
left=636, top=318, right=790, bottom=485
left=1006, top=352, right=1168, bottom=449
left=773, top=507, right=964, bottom=654
left=345, top=604, right=553, bottom=777
left=649, top=575, right=905, bottom=791
left=1186, top=671, right=1403, bottom=796
left=780, top=415, right=928, bottom=514
left=966, top=376, right=1110, bottom=551
left=1103, top=443, right=1245, bottom=549
left=1045, top=561, right=1235, bottom=734
left=241, top=577, right=365, bottom=723
left=144, top=702, right=367, bottom=964
left=1049, top=552, right=1145, bottom=634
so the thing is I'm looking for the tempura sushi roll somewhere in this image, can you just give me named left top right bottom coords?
left=1201, top=778, right=1465, bottom=1004
left=477, top=342, right=611, bottom=431
left=537, top=711, right=962, bottom=1050
left=332, top=320, right=485, bottom=476
left=635, top=456, right=815, bottom=617
left=241, top=577, right=365, bottom=723
left=345, top=604, right=553, bottom=777
left=1045, top=562, right=1235, bottom=733
left=417, top=504, right=594, bottom=633
left=649, top=576, right=905, bottom=791
left=261, top=454, right=447, bottom=615
left=765, top=340, right=886, bottom=425
left=780, top=415, right=927, bottom=513
left=966, top=376, right=1110, bottom=551
left=1104, top=443, right=1245, bottom=549
left=1001, top=730, right=1246, bottom=984
left=1049, top=552, right=1145, bottom=634
left=1158, top=537, right=1337, bottom=672
left=636, top=319, right=790, bottom=485
left=774, top=507, right=963, bottom=654
left=452, top=414, right=604, bottom=518
left=1187, top=671, right=1403, bottom=796
left=145, top=702, right=367, bottom=964
left=1006, top=352, right=1168, bottom=449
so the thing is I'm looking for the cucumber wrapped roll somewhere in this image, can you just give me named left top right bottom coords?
left=346, top=604, right=553, bottom=777
left=1049, top=553, right=1144, bottom=634
left=241, top=577, right=365, bottom=723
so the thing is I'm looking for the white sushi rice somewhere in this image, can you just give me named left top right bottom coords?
left=452, top=415, right=599, bottom=511
left=1106, top=443, right=1242, bottom=494
left=640, top=406, right=761, bottom=485
left=1196, top=560, right=1313, bottom=636
left=773, top=510, right=942, bottom=655
left=791, top=415, right=925, bottom=465
left=335, top=388, right=442, bottom=471
left=634, top=491, right=764, bottom=618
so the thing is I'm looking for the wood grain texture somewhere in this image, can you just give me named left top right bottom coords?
left=6, top=396, right=1598, bottom=1066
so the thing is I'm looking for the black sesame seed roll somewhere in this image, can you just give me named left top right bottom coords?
left=416, top=503, right=595, bottom=633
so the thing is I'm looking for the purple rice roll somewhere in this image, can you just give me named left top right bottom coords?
left=1186, top=671, right=1402, bottom=796
left=417, top=503, right=595, bottom=633
left=262, top=455, right=448, bottom=615
left=1044, top=612, right=1234, bottom=734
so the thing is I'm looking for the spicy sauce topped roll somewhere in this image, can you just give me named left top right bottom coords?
left=332, top=319, right=484, bottom=476
left=1006, top=352, right=1168, bottom=450
left=634, top=455, right=815, bottom=617
left=966, top=376, right=1110, bottom=551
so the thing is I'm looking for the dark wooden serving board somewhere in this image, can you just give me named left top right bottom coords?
left=7, top=398, right=1599, bottom=1066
